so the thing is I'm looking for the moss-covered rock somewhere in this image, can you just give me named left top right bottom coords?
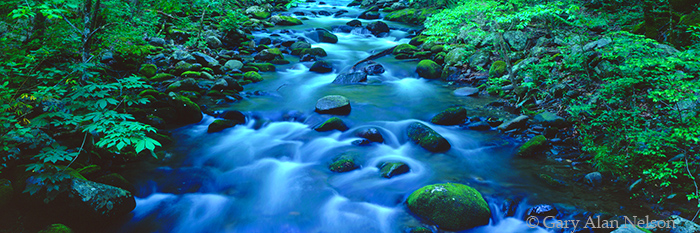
left=38, top=224, right=74, bottom=233
left=393, top=43, right=418, bottom=55
left=243, top=71, right=263, bottom=83
left=410, top=35, right=428, bottom=46
left=315, top=28, right=338, bottom=43
left=489, top=60, right=507, bottom=77
left=165, top=93, right=202, bottom=126
left=251, top=10, right=271, bottom=19
left=254, top=48, right=284, bottom=61
left=444, top=47, right=469, bottom=66
left=207, top=119, right=240, bottom=133
left=379, top=162, right=410, bottom=178
left=314, top=117, right=348, bottom=132
left=533, top=111, right=566, bottom=128
left=149, top=73, right=175, bottom=82
left=249, top=63, right=276, bottom=72
left=385, top=8, right=439, bottom=25
left=271, top=15, right=302, bottom=25
left=516, top=135, right=547, bottom=157
left=406, top=183, right=491, bottom=231
left=431, top=107, right=467, bottom=125
left=76, top=165, right=102, bottom=178
left=0, top=179, right=12, bottom=209
left=415, top=59, right=442, bottom=79
left=94, top=173, right=135, bottom=193
left=181, top=71, right=202, bottom=79
left=407, top=122, right=451, bottom=152
left=138, top=64, right=157, bottom=78
left=329, top=153, right=359, bottom=172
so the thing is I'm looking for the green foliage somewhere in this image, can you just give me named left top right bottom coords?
left=220, top=9, right=249, bottom=32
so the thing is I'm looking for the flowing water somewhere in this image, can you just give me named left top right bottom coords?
left=116, top=1, right=649, bottom=232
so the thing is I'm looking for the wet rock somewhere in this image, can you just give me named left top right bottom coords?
left=497, top=115, right=529, bottom=131
left=67, top=178, right=136, bottom=218
left=243, top=71, right=263, bottom=82
left=208, top=119, right=240, bottom=133
left=138, top=64, right=157, bottom=78
left=271, top=15, right=303, bottom=25
left=300, top=54, right=318, bottom=62
left=192, top=52, right=219, bottom=67
left=318, top=10, right=332, bottom=16
left=223, top=60, right=244, bottom=71
left=527, top=204, right=558, bottom=218
left=290, top=41, right=312, bottom=50
left=164, top=93, right=202, bottom=126
left=94, top=173, right=135, bottom=193
left=431, top=107, right=467, bottom=125
left=310, top=60, right=333, bottom=73
left=332, top=25, right=354, bottom=33
left=378, top=162, right=410, bottom=178
left=533, top=111, right=566, bottom=128
left=584, top=172, right=603, bottom=187
left=306, top=28, right=338, bottom=43
left=329, top=153, right=359, bottom=172
left=538, top=174, right=566, bottom=187
left=254, top=48, right=284, bottom=61
left=366, top=21, right=390, bottom=36
left=415, top=59, right=442, bottom=79
left=220, top=110, right=246, bottom=122
left=347, top=19, right=362, bottom=27
left=333, top=71, right=367, bottom=84
left=206, top=36, right=222, bottom=48
left=352, top=139, right=372, bottom=146
left=357, top=127, right=384, bottom=143
left=516, top=135, right=547, bottom=157
left=362, top=63, right=385, bottom=75
left=393, top=43, right=418, bottom=55
left=38, top=224, right=73, bottom=233
left=222, top=77, right=244, bottom=91
left=453, top=87, right=479, bottom=96
left=359, top=10, right=380, bottom=19
left=0, top=179, right=12, bottom=209
left=314, top=117, right=349, bottom=132
left=249, top=63, right=276, bottom=72
left=315, top=95, right=351, bottom=115
left=466, top=121, right=491, bottom=131
left=407, top=183, right=491, bottom=231
left=407, top=122, right=451, bottom=152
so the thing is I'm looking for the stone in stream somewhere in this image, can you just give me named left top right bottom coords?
left=207, top=119, right=241, bottom=133
left=333, top=71, right=367, bottom=84
left=314, top=117, right=348, bottom=132
left=516, top=135, right=547, bottom=157
left=584, top=172, right=603, bottom=187
left=290, top=41, right=311, bottom=50
left=254, top=48, right=284, bottom=61
left=300, top=54, right=318, bottom=62
left=356, top=127, right=384, bottom=143
left=465, top=121, right=491, bottom=131
left=191, top=52, right=219, bottom=68
left=329, top=153, right=359, bottom=172
left=270, top=15, right=303, bottom=25
left=366, top=21, right=390, bottom=36
left=454, top=87, right=479, bottom=96
left=431, top=107, right=467, bottom=125
left=310, top=60, right=333, bottom=73
left=415, top=59, right=442, bottom=79
left=497, top=115, right=529, bottom=131
left=305, top=28, right=338, bottom=43
left=526, top=204, right=558, bottom=218
left=358, top=10, right=380, bottom=19
left=406, top=183, right=491, bottom=231
left=393, top=43, right=418, bottom=55
left=362, top=63, right=385, bottom=75
left=315, top=95, right=351, bottom=115
left=347, top=19, right=362, bottom=27
left=378, top=162, right=410, bottom=178
left=407, top=122, right=451, bottom=152
left=223, top=60, right=243, bottom=71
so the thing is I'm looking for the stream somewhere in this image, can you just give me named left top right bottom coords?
left=115, top=1, right=644, bottom=232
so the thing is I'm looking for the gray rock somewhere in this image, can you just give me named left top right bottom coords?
left=192, top=52, right=219, bottom=67
left=503, top=30, right=528, bottom=51
left=315, top=95, right=351, bottom=115
left=172, top=50, right=196, bottom=63
left=366, top=21, right=389, bottom=36
left=533, top=111, right=566, bottom=128
left=466, top=121, right=491, bottom=130
left=333, top=72, right=367, bottom=84
left=469, top=50, right=489, bottom=69
left=454, top=87, right=479, bottom=96
left=223, top=60, right=243, bottom=71
left=665, top=215, right=700, bottom=233
left=497, top=115, right=529, bottom=131
left=67, top=178, right=136, bottom=218
left=584, top=172, right=603, bottom=187
left=206, top=36, right=222, bottom=48
left=583, top=37, right=612, bottom=51
left=149, top=37, right=166, bottom=47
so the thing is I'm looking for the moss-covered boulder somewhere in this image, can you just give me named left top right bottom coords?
left=38, top=224, right=74, bottom=233
left=533, top=111, right=566, bottom=128
left=410, top=35, right=428, bottom=46
left=165, top=93, right=202, bottom=126
left=207, top=119, right=240, bottom=133
left=181, top=71, right=201, bottom=79
left=315, top=95, right=351, bottom=115
left=384, top=8, right=439, bottom=25
left=67, top=178, right=135, bottom=218
left=138, top=64, right=157, bottom=78
left=150, top=73, right=175, bottom=82
left=0, top=179, right=12, bottom=209
left=329, top=153, right=359, bottom=172
left=293, top=47, right=328, bottom=57
left=406, top=183, right=491, bottom=231
left=249, top=63, right=276, bottom=72
left=444, top=47, right=469, bottom=66
left=243, top=71, right=263, bottom=83
left=407, top=122, right=451, bottom=152
left=516, top=135, right=547, bottom=157
left=379, top=162, right=410, bottom=178
left=314, top=117, right=348, bottom=132
left=489, top=61, right=507, bottom=77
left=415, top=59, right=442, bottom=79
left=393, top=43, right=418, bottom=55
left=271, top=15, right=302, bottom=25
left=314, top=28, right=338, bottom=43
left=430, top=107, right=467, bottom=125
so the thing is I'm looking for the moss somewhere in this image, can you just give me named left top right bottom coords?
left=489, top=61, right=507, bottom=77
left=252, top=11, right=270, bottom=19
left=293, top=47, right=328, bottom=57
left=207, top=119, right=239, bottom=133
left=407, top=122, right=451, bottom=152
left=276, top=15, right=302, bottom=25
left=516, top=135, right=547, bottom=157
left=431, top=107, right=467, bottom=125
left=329, top=153, right=359, bottom=172
left=393, top=43, right=418, bottom=55
left=406, top=183, right=490, bottom=231
left=415, top=59, right=442, bottom=79
left=38, top=224, right=74, bottom=233
left=138, top=89, right=162, bottom=98
left=410, top=35, right=428, bottom=46
left=168, top=93, right=203, bottom=125
left=76, top=165, right=102, bottom=177
left=243, top=71, right=263, bottom=82
left=138, top=64, right=157, bottom=78
left=149, top=73, right=175, bottom=82
left=379, top=162, right=410, bottom=178
left=181, top=71, right=201, bottom=79
left=249, top=63, right=276, bottom=72
left=314, top=117, right=348, bottom=132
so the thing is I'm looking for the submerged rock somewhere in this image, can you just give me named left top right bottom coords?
left=315, top=95, right=351, bottom=115
left=453, top=87, right=479, bottom=96
left=333, top=71, right=367, bottom=84
left=407, top=122, right=451, bottom=152
left=406, top=183, right=491, bottom=231
left=366, top=21, right=390, bottom=36
left=314, top=117, right=348, bottom=132
left=431, top=107, right=467, bottom=125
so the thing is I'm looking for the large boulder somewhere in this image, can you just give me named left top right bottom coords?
left=66, top=178, right=136, bottom=218
left=315, top=95, right=351, bottom=115
left=164, top=93, right=203, bottom=126
left=138, top=64, right=157, bottom=78
left=333, top=72, right=368, bottom=84
left=207, top=119, right=240, bottom=133
left=407, top=122, right=451, bottom=152
left=503, top=30, right=528, bottom=51
left=664, top=215, right=700, bottom=233
left=393, top=43, right=418, bottom=55
left=223, top=60, right=244, bottom=71
left=406, top=183, right=491, bottom=231
left=431, top=107, right=467, bottom=125
left=357, top=127, right=384, bottom=143
left=415, top=60, right=442, bottom=79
